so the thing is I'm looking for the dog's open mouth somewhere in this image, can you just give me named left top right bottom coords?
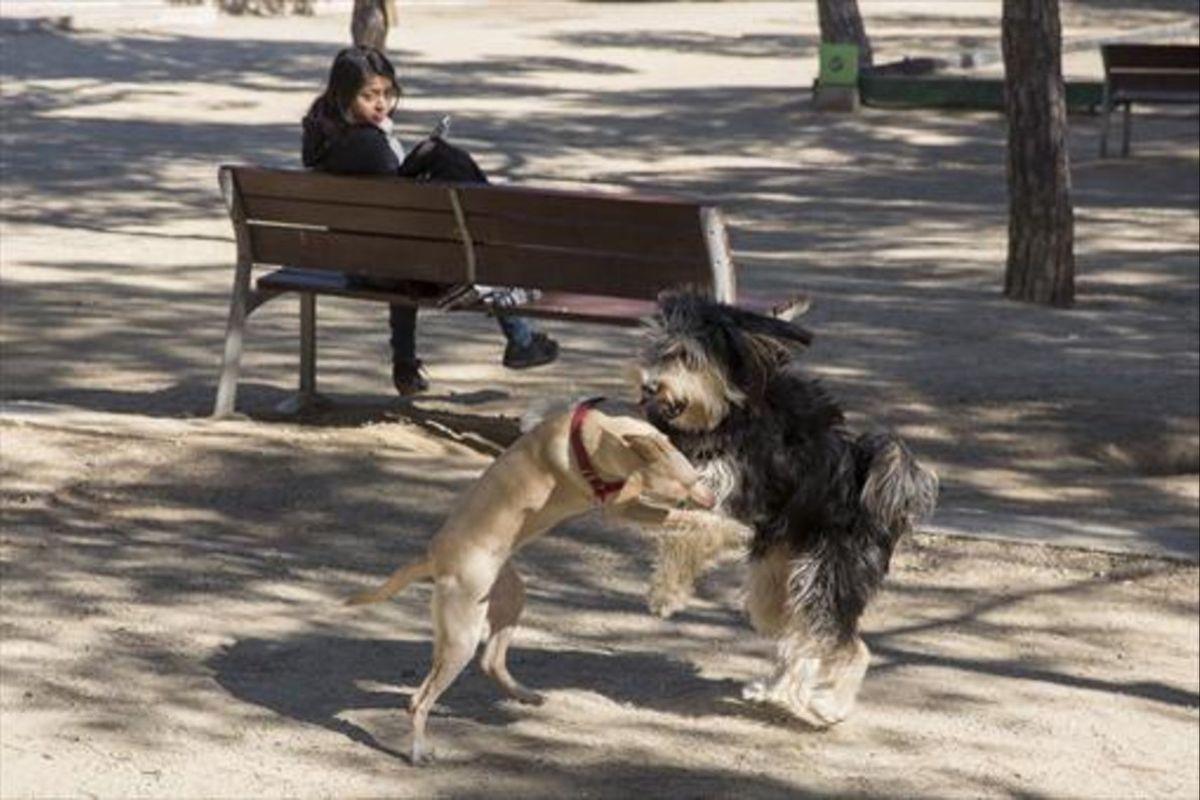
left=642, top=396, right=686, bottom=423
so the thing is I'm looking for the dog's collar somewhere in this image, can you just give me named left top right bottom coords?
left=569, top=397, right=626, bottom=504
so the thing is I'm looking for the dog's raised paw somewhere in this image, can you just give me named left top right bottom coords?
left=647, top=590, right=688, bottom=619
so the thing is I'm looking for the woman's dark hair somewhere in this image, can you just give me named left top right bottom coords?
left=302, top=46, right=400, bottom=167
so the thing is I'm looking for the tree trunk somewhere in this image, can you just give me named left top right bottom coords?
left=816, top=0, right=873, bottom=71
left=351, top=0, right=395, bottom=52
left=1001, top=0, right=1075, bottom=307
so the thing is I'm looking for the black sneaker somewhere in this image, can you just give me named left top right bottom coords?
left=503, top=332, right=559, bottom=370
left=392, top=359, right=429, bottom=396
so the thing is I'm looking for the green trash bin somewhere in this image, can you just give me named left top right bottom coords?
left=819, top=43, right=860, bottom=87
left=815, top=43, right=860, bottom=111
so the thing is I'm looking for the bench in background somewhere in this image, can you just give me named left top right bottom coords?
left=213, top=166, right=807, bottom=417
left=1100, top=43, right=1200, bottom=158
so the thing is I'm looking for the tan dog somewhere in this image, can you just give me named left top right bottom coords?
left=347, top=399, right=715, bottom=765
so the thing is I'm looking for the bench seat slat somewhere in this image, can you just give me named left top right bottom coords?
left=497, top=289, right=809, bottom=326
left=1108, top=72, right=1200, bottom=97
left=254, top=270, right=810, bottom=328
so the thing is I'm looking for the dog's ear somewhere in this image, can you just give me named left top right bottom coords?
left=720, top=305, right=814, bottom=350
left=621, top=433, right=667, bottom=464
left=657, top=291, right=815, bottom=350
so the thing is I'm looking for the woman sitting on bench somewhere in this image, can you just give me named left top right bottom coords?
left=301, top=45, right=559, bottom=396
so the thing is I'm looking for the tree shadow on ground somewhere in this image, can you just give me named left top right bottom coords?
left=206, top=633, right=778, bottom=759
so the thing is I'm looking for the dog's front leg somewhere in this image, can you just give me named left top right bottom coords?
left=480, top=561, right=544, bottom=706
left=642, top=509, right=751, bottom=619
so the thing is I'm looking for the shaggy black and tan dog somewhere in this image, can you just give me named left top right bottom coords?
left=636, top=292, right=938, bottom=727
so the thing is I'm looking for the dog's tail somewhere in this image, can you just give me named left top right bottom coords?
left=858, top=431, right=939, bottom=539
left=345, top=558, right=433, bottom=606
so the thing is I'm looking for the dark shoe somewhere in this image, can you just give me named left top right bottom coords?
left=392, top=359, right=429, bottom=396
left=503, top=332, right=559, bottom=370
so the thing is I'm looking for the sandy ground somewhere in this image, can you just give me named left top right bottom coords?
left=1, top=1, right=1198, bottom=797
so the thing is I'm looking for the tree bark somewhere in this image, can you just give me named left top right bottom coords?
left=816, top=0, right=873, bottom=70
left=1001, top=0, right=1075, bottom=307
left=352, top=0, right=396, bottom=52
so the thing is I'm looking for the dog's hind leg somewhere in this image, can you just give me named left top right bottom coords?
left=741, top=548, right=868, bottom=726
left=744, top=544, right=792, bottom=637
left=407, top=581, right=488, bottom=766
left=804, top=636, right=870, bottom=726
left=480, top=560, right=544, bottom=706
left=742, top=545, right=822, bottom=713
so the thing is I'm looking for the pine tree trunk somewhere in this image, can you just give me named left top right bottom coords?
left=816, top=0, right=873, bottom=70
left=351, top=0, right=391, bottom=51
left=1001, top=0, right=1075, bottom=307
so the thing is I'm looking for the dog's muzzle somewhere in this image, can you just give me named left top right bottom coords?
left=640, top=384, right=686, bottom=425
left=688, top=482, right=717, bottom=509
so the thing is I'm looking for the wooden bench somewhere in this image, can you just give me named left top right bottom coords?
left=1100, top=43, right=1199, bottom=158
left=213, top=166, right=807, bottom=416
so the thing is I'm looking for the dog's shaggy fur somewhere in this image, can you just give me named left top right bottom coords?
left=637, top=292, right=938, bottom=727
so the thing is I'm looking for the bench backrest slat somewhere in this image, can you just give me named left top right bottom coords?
left=244, top=197, right=461, bottom=240
left=223, top=166, right=721, bottom=300
left=249, top=227, right=469, bottom=284
left=467, top=213, right=709, bottom=262
left=236, top=167, right=454, bottom=212
left=475, top=245, right=708, bottom=296
left=1102, top=44, right=1200, bottom=72
left=240, top=194, right=709, bottom=262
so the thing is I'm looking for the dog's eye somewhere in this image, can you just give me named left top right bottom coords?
left=640, top=381, right=660, bottom=400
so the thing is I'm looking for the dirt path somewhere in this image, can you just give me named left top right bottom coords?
left=1, top=1, right=1197, bottom=797
left=1, top=408, right=1196, bottom=798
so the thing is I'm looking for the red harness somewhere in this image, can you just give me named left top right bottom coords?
left=569, top=397, right=626, bottom=504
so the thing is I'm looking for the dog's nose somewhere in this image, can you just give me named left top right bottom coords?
left=639, top=381, right=660, bottom=405
left=690, top=483, right=717, bottom=509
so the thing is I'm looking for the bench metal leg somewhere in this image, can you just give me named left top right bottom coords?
left=213, top=257, right=252, bottom=418
left=1099, top=93, right=1112, bottom=158
left=1121, top=101, right=1132, bottom=158
left=273, top=292, right=325, bottom=416
left=299, top=292, right=317, bottom=399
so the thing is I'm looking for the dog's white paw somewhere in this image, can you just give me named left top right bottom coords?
left=742, top=678, right=794, bottom=708
left=743, top=679, right=833, bottom=726
left=805, top=694, right=852, bottom=727
left=741, top=678, right=771, bottom=703
left=409, top=738, right=435, bottom=767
